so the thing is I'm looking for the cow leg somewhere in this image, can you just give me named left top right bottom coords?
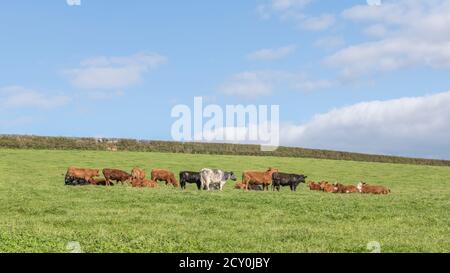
left=196, top=182, right=201, bottom=190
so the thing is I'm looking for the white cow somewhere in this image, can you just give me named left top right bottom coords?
left=200, top=168, right=237, bottom=191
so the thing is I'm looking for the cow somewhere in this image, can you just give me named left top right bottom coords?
left=320, top=182, right=338, bottom=193
left=151, top=169, right=179, bottom=187
left=357, top=182, right=390, bottom=195
left=200, top=168, right=237, bottom=191
left=89, top=178, right=114, bottom=186
left=66, top=167, right=99, bottom=182
left=131, top=167, right=145, bottom=181
left=272, top=172, right=307, bottom=192
left=179, top=171, right=202, bottom=190
left=335, top=183, right=358, bottom=193
left=242, top=167, right=279, bottom=191
left=234, top=181, right=264, bottom=191
left=103, top=168, right=132, bottom=186
left=308, top=181, right=322, bottom=191
left=132, top=179, right=158, bottom=188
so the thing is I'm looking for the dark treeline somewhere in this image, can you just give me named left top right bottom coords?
left=0, top=134, right=449, bottom=167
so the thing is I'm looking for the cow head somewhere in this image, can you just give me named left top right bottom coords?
left=226, top=171, right=237, bottom=181
left=299, top=175, right=307, bottom=183
left=319, top=181, right=328, bottom=190
left=357, top=182, right=366, bottom=192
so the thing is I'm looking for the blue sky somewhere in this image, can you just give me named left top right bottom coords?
left=1, top=0, right=450, bottom=159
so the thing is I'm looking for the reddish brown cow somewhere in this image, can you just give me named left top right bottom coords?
left=103, top=168, right=132, bottom=186
left=357, top=182, right=390, bottom=195
left=323, top=183, right=338, bottom=193
left=131, top=179, right=158, bottom=188
left=131, top=167, right=145, bottom=181
left=242, top=167, right=279, bottom=191
left=66, top=167, right=99, bottom=182
left=89, top=178, right=112, bottom=186
left=151, top=169, right=179, bottom=187
left=334, top=183, right=358, bottom=193
left=318, top=181, right=329, bottom=191
left=308, top=181, right=322, bottom=191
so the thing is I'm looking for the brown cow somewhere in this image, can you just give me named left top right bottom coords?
left=318, top=181, right=329, bottom=191
left=242, top=167, right=279, bottom=191
left=308, top=181, right=322, bottom=191
left=357, top=182, right=390, bottom=195
left=89, top=178, right=112, bottom=186
left=323, top=183, right=338, bottom=193
left=234, top=181, right=263, bottom=191
left=131, top=167, right=145, bottom=181
left=131, top=179, right=158, bottom=188
left=103, top=168, right=132, bottom=186
left=151, top=169, right=179, bottom=187
left=235, top=182, right=246, bottom=189
left=335, top=183, right=358, bottom=193
left=66, top=167, right=99, bottom=182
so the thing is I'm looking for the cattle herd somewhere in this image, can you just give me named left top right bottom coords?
left=64, top=166, right=391, bottom=194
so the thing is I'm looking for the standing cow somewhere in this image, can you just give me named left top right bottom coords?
left=242, top=167, right=279, bottom=191
left=151, top=169, right=179, bottom=187
left=66, top=167, right=100, bottom=182
left=179, top=171, right=202, bottom=190
left=200, top=168, right=237, bottom=191
left=272, top=172, right=307, bottom=192
left=103, top=168, right=132, bottom=186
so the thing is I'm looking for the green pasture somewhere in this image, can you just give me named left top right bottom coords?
left=0, top=149, right=449, bottom=253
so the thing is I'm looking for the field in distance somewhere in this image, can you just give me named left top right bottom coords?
left=0, top=149, right=449, bottom=253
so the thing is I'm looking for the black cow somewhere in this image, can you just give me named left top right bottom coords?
left=272, top=172, right=307, bottom=192
left=179, top=171, right=202, bottom=190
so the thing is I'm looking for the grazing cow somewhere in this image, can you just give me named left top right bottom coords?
left=335, top=183, right=358, bottom=193
left=151, top=169, right=179, bottom=187
left=357, top=182, right=390, bottom=195
left=308, top=181, right=322, bottom=191
left=131, top=167, right=145, bottom=181
left=242, top=167, right=279, bottom=191
left=234, top=182, right=263, bottom=191
left=66, top=167, right=99, bottom=182
left=272, top=172, right=307, bottom=192
left=179, top=171, right=202, bottom=190
left=200, top=168, right=237, bottom=191
left=103, top=168, right=132, bottom=186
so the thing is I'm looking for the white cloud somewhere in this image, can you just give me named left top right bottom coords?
left=281, top=91, right=450, bottom=159
left=300, top=14, right=335, bottom=31
left=327, top=0, right=450, bottom=78
left=65, top=53, right=167, bottom=90
left=219, top=71, right=333, bottom=97
left=247, top=45, right=296, bottom=61
left=257, top=0, right=334, bottom=31
left=314, top=36, right=345, bottom=50
left=0, top=86, right=70, bottom=109
left=218, top=71, right=276, bottom=98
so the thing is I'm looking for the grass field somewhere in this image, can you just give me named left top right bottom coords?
left=0, top=149, right=449, bottom=253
